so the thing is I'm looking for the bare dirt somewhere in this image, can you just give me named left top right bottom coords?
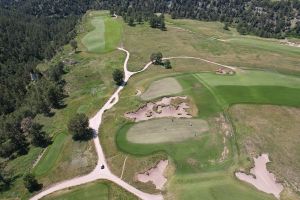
left=125, top=96, right=192, bottom=122
left=136, top=160, right=168, bottom=190
left=235, top=154, right=284, bottom=199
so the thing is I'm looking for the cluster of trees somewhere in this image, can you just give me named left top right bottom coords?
left=150, top=52, right=172, bottom=69
left=150, top=14, right=166, bottom=30
left=68, top=114, right=93, bottom=141
left=105, top=0, right=300, bottom=38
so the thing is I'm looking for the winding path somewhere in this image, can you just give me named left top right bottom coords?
left=30, top=48, right=236, bottom=200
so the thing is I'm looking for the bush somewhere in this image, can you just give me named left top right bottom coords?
left=23, top=173, right=42, bottom=192
left=68, top=113, right=93, bottom=140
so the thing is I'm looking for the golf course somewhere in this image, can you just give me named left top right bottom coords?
left=2, top=10, right=300, bottom=200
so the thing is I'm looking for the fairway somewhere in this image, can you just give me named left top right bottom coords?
left=127, top=118, right=209, bottom=144
left=82, top=16, right=105, bottom=53
left=34, top=133, right=68, bottom=176
left=141, top=77, right=183, bottom=100
left=42, top=182, right=108, bottom=200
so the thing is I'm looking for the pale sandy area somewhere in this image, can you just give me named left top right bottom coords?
left=235, top=154, right=283, bottom=199
left=125, top=96, right=191, bottom=122
left=136, top=160, right=168, bottom=190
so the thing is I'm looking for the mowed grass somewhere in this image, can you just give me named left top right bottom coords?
left=194, top=71, right=300, bottom=108
left=81, top=11, right=122, bottom=53
left=140, top=77, right=183, bottom=100
left=126, top=118, right=209, bottom=144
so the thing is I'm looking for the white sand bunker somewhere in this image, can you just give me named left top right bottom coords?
left=141, top=77, right=182, bottom=100
left=136, top=160, right=168, bottom=190
left=125, top=96, right=191, bottom=122
left=235, top=154, right=283, bottom=199
left=127, top=118, right=209, bottom=144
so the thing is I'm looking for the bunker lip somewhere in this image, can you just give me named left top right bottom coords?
left=125, top=96, right=192, bottom=122
left=136, top=160, right=168, bottom=190
left=235, top=153, right=283, bottom=199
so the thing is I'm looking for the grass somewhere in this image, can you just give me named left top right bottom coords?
left=81, top=11, right=122, bottom=53
left=229, top=105, right=300, bottom=197
left=42, top=181, right=138, bottom=200
left=140, top=77, right=183, bottom=100
left=126, top=118, right=209, bottom=144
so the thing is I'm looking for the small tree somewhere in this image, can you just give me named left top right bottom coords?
left=29, top=123, right=51, bottom=147
left=223, top=22, right=229, bottom=30
left=128, top=17, right=135, bottom=26
left=68, top=113, right=93, bottom=140
left=70, top=39, right=78, bottom=52
left=112, top=69, right=124, bottom=86
left=163, top=59, right=172, bottom=69
left=150, top=52, right=163, bottom=65
left=23, top=173, right=41, bottom=192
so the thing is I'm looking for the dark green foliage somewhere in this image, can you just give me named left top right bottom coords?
left=223, top=22, right=229, bottom=31
left=68, top=114, right=93, bottom=141
left=29, top=123, right=51, bottom=147
left=23, top=173, right=42, bottom=193
left=0, top=162, right=12, bottom=191
left=70, top=39, right=78, bottom=52
left=112, top=69, right=124, bottom=85
left=149, top=14, right=166, bottom=30
left=128, top=17, right=135, bottom=26
left=163, top=59, right=172, bottom=69
left=150, top=52, right=163, bottom=65
left=103, top=0, right=300, bottom=38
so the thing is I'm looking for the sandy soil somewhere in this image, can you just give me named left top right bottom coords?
left=136, top=160, right=168, bottom=190
left=235, top=154, right=283, bottom=199
left=125, top=96, right=191, bottom=122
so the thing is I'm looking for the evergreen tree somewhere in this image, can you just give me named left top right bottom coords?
left=112, top=69, right=124, bottom=85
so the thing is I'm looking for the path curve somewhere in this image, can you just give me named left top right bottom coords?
left=30, top=48, right=236, bottom=200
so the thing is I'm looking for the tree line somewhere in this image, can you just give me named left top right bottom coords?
left=105, top=0, right=300, bottom=38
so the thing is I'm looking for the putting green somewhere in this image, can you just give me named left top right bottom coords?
left=141, top=77, right=183, bottom=100
left=127, top=118, right=209, bottom=144
left=82, top=16, right=105, bottom=53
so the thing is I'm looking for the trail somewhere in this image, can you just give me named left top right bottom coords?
left=30, top=48, right=236, bottom=200
left=120, top=156, right=128, bottom=179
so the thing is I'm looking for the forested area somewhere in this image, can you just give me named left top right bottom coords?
left=0, top=0, right=97, bottom=184
left=106, top=0, right=300, bottom=38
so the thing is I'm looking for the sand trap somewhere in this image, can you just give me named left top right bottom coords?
left=125, top=96, right=191, bottom=122
left=235, top=154, right=283, bottom=199
left=141, top=77, right=182, bottom=100
left=127, top=118, right=209, bottom=144
left=136, top=160, right=168, bottom=190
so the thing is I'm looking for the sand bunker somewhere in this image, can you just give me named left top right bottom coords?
left=141, top=77, right=182, bottom=100
left=125, top=96, right=191, bottom=122
left=136, top=160, right=168, bottom=190
left=235, top=154, right=283, bottom=199
left=127, top=118, right=209, bottom=144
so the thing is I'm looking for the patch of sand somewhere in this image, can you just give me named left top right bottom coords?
left=125, top=96, right=191, bottom=122
left=136, top=160, right=168, bottom=190
left=141, top=77, right=182, bottom=100
left=235, top=154, right=283, bottom=199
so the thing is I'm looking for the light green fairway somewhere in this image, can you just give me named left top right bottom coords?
left=34, top=133, right=68, bottom=176
left=81, top=12, right=122, bottom=53
left=82, top=16, right=105, bottom=53
left=196, top=70, right=300, bottom=88
left=42, top=182, right=108, bottom=200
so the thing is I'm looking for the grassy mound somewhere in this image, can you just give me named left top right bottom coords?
left=141, top=77, right=183, bottom=100
left=126, top=118, right=209, bottom=144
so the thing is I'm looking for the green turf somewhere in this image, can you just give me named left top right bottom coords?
left=34, top=133, right=68, bottom=176
left=43, top=182, right=108, bottom=200
left=81, top=13, right=122, bottom=53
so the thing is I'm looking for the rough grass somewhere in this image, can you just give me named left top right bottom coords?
left=140, top=77, right=183, bottom=100
left=229, top=105, right=300, bottom=195
left=42, top=181, right=138, bottom=200
left=126, top=118, right=209, bottom=144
